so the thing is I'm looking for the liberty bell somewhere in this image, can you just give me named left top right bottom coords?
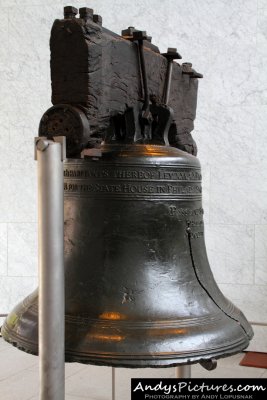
left=2, top=6, right=253, bottom=368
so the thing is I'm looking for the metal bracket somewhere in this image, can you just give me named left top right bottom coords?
left=34, top=136, right=66, bottom=161
left=199, top=358, right=217, bottom=371
left=161, top=48, right=182, bottom=105
left=81, top=148, right=102, bottom=160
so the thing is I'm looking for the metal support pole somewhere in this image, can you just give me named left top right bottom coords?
left=112, top=367, right=115, bottom=400
left=36, top=137, right=66, bottom=400
left=175, top=365, right=191, bottom=378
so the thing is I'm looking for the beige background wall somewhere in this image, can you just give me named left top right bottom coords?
left=0, top=0, right=267, bottom=352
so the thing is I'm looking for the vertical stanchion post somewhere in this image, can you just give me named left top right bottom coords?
left=35, top=137, right=66, bottom=400
left=175, top=365, right=191, bottom=378
left=112, top=367, right=116, bottom=400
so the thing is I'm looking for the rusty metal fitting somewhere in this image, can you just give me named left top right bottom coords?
left=162, top=47, right=182, bottom=60
left=64, top=6, right=78, bottom=19
left=122, top=28, right=152, bottom=42
left=121, top=26, right=135, bottom=36
left=93, top=14, right=102, bottom=25
left=79, top=7, right=94, bottom=20
left=132, top=30, right=148, bottom=41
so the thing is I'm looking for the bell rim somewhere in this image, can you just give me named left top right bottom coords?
left=1, top=320, right=251, bottom=368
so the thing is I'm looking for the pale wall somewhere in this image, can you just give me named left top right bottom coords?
left=0, top=0, right=267, bottom=353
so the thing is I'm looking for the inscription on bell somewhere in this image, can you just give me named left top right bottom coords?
left=169, top=206, right=204, bottom=217
left=64, top=169, right=109, bottom=178
left=64, top=166, right=201, bottom=181
left=64, top=165, right=202, bottom=198
left=158, top=170, right=202, bottom=180
left=64, top=182, right=202, bottom=195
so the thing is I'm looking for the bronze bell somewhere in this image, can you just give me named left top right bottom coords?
left=2, top=143, right=253, bottom=367
left=2, top=7, right=253, bottom=368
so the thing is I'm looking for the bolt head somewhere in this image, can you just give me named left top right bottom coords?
left=132, top=30, right=148, bottom=41
left=64, top=6, right=78, bottom=15
left=121, top=26, right=136, bottom=36
left=79, top=7, right=94, bottom=17
left=93, top=14, right=102, bottom=25
left=162, top=48, right=182, bottom=59
left=36, top=139, right=49, bottom=152
left=167, top=47, right=177, bottom=53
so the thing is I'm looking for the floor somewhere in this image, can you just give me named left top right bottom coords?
left=0, top=337, right=266, bottom=400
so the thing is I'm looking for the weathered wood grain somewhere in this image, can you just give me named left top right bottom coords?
left=50, top=17, right=199, bottom=154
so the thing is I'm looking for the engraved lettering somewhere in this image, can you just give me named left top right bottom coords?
left=64, top=182, right=202, bottom=196
left=159, top=170, right=201, bottom=181
left=122, top=184, right=155, bottom=194
left=64, top=183, right=79, bottom=191
left=64, top=169, right=109, bottom=178
left=157, top=185, right=201, bottom=194
left=168, top=207, right=204, bottom=217
left=186, top=220, right=203, bottom=227
left=64, top=167, right=201, bottom=181
left=113, top=169, right=156, bottom=180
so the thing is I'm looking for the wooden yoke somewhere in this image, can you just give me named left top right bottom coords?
left=40, top=6, right=203, bottom=157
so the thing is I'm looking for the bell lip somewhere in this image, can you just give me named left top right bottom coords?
left=1, top=321, right=251, bottom=368
left=64, top=340, right=251, bottom=368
